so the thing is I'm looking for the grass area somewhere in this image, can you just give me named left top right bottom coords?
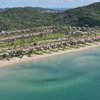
left=0, top=33, right=65, bottom=50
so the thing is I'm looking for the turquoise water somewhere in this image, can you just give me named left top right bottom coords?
left=0, top=47, right=100, bottom=100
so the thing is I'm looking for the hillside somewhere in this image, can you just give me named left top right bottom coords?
left=56, top=2, right=100, bottom=27
left=0, top=7, right=57, bottom=30
left=0, top=2, right=100, bottom=30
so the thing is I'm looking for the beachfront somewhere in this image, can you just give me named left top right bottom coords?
left=0, top=26, right=100, bottom=68
left=0, top=42, right=100, bottom=67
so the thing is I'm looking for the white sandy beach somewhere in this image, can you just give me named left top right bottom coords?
left=0, top=43, right=100, bottom=68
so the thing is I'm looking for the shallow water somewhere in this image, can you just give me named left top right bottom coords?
left=0, top=47, right=100, bottom=100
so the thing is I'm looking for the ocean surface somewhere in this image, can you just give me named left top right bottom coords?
left=0, top=47, right=100, bottom=100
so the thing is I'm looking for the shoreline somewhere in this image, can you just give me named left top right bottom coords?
left=0, top=43, right=100, bottom=68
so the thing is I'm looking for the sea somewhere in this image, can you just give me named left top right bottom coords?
left=0, top=47, right=100, bottom=100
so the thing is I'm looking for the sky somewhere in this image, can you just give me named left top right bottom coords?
left=0, top=0, right=100, bottom=8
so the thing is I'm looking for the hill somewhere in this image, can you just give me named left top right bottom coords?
left=0, top=2, right=100, bottom=30
left=56, top=2, right=100, bottom=27
left=0, top=7, right=57, bottom=30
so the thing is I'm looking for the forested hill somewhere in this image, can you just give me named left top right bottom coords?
left=0, top=7, right=58, bottom=30
left=0, top=2, right=100, bottom=31
left=57, top=2, right=100, bottom=27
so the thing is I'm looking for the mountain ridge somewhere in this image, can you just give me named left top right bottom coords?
left=0, top=2, right=100, bottom=30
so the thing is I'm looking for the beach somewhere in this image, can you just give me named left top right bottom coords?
left=0, top=43, right=100, bottom=67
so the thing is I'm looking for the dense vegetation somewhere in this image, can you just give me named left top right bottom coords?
left=0, top=8, right=55, bottom=30
left=59, top=2, right=100, bottom=27
left=0, top=2, right=100, bottom=31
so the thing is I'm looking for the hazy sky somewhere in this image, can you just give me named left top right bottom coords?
left=0, top=0, right=100, bottom=8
